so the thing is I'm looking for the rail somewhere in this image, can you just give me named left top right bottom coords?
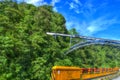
left=51, top=66, right=119, bottom=80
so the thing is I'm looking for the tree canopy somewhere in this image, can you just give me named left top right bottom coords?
left=0, top=1, right=120, bottom=80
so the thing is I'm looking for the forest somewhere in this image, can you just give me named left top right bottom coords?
left=0, top=1, right=120, bottom=80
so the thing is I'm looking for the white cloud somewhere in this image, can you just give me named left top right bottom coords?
left=68, top=0, right=97, bottom=15
left=51, top=0, right=60, bottom=6
left=69, top=2, right=78, bottom=9
left=68, top=0, right=95, bottom=14
left=87, top=26, right=97, bottom=33
left=66, top=17, right=120, bottom=36
left=69, top=2, right=81, bottom=14
left=73, top=0, right=82, bottom=6
left=82, top=17, right=119, bottom=36
left=74, top=0, right=79, bottom=3
left=75, top=10, right=80, bottom=14
left=53, top=7, right=58, bottom=12
left=26, top=0, right=40, bottom=3
left=25, top=0, right=47, bottom=6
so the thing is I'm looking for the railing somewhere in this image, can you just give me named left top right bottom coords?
left=51, top=66, right=119, bottom=80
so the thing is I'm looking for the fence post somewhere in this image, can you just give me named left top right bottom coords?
left=80, top=74, right=83, bottom=80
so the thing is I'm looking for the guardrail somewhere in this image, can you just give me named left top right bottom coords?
left=51, top=66, right=119, bottom=80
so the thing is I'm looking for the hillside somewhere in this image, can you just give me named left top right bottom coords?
left=0, top=1, right=120, bottom=80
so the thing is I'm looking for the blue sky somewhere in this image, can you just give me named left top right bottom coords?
left=19, top=0, right=120, bottom=40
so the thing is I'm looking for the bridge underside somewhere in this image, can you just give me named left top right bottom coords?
left=65, top=40, right=120, bottom=55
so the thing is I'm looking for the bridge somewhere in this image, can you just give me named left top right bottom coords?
left=66, top=40, right=120, bottom=55
left=47, top=32, right=120, bottom=55
left=47, top=32, right=120, bottom=80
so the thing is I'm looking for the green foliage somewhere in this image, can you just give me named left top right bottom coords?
left=0, top=1, right=120, bottom=80
left=68, top=28, right=78, bottom=35
left=0, top=1, right=69, bottom=80
left=67, top=45, right=120, bottom=68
